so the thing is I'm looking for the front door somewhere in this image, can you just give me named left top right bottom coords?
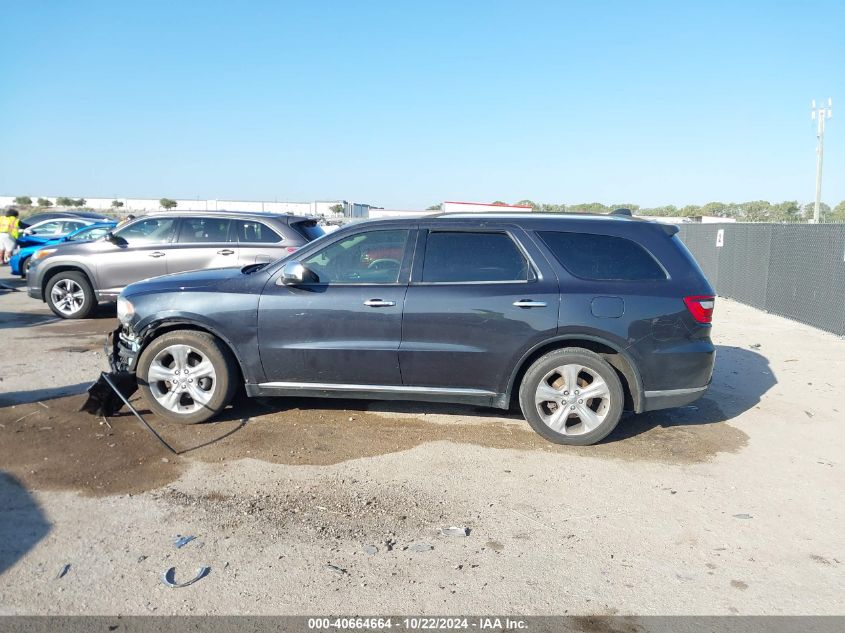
left=94, top=216, right=177, bottom=295
left=257, top=227, right=414, bottom=385
left=399, top=226, right=560, bottom=394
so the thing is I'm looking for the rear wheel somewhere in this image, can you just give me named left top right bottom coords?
left=519, top=347, right=624, bottom=446
left=20, top=256, right=31, bottom=278
left=137, top=330, right=238, bottom=424
left=45, top=271, right=97, bottom=319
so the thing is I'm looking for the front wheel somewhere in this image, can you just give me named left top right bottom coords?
left=137, top=330, right=238, bottom=424
left=519, top=347, right=624, bottom=446
left=45, top=271, right=97, bottom=319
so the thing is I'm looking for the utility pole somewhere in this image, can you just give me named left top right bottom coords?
left=810, top=98, right=833, bottom=223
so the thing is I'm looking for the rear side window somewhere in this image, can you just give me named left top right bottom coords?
left=236, top=220, right=282, bottom=243
left=538, top=231, right=665, bottom=281
left=291, top=219, right=326, bottom=242
left=422, top=231, right=529, bottom=283
left=178, top=217, right=234, bottom=243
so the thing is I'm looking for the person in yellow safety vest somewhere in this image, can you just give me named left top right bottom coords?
left=0, top=208, right=21, bottom=264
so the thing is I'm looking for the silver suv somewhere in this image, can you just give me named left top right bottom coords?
left=26, top=212, right=325, bottom=319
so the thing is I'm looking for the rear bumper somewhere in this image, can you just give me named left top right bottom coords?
left=642, top=384, right=709, bottom=412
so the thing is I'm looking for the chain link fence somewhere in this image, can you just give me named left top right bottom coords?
left=676, top=223, right=845, bottom=336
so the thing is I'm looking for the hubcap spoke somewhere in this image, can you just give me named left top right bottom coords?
left=190, top=360, right=215, bottom=380
left=147, top=362, right=173, bottom=383
left=578, top=379, right=609, bottom=401
left=162, top=388, right=182, bottom=410
left=187, top=383, right=213, bottom=406
left=170, top=345, right=190, bottom=372
left=575, top=403, right=601, bottom=431
left=563, top=364, right=581, bottom=391
left=535, top=382, right=563, bottom=405
left=547, top=407, right=569, bottom=433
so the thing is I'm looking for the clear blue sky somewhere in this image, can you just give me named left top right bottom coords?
left=1, top=0, right=843, bottom=208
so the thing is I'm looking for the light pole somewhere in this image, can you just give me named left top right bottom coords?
left=810, top=98, right=833, bottom=223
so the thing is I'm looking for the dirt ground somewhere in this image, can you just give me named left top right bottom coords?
left=0, top=269, right=842, bottom=616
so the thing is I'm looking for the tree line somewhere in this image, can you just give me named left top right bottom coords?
left=13, top=196, right=178, bottom=210
left=429, top=200, right=845, bottom=222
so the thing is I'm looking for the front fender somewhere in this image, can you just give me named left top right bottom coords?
left=132, top=310, right=263, bottom=384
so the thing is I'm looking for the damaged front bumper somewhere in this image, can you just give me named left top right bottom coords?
left=78, top=325, right=143, bottom=417
left=108, top=324, right=142, bottom=373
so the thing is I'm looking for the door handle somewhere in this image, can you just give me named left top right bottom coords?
left=364, top=299, right=396, bottom=307
left=513, top=299, right=547, bottom=308
left=217, top=249, right=235, bottom=255
left=149, top=251, right=165, bottom=258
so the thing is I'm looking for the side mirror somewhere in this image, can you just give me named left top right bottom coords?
left=23, top=228, right=33, bottom=236
left=105, top=231, right=125, bottom=245
left=278, top=261, right=315, bottom=285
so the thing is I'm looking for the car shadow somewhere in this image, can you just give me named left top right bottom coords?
left=209, top=344, right=774, bottom=444
left=0, top=472, right=51, bottom=575
left=602, top=344, right=776, bottom=443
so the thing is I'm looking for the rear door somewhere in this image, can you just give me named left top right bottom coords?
left=166, top=216, right=239, bottom=274
left=399, top=224, right=559, bottom=394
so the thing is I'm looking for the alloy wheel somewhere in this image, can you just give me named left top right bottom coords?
left=147, top=344, right=217, bottom=414
left=49, top=279, right=86, bottom=316
left=534, top=363, right=611, bottom=435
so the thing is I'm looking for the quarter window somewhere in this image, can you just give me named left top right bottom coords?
left=236, top=220, right=282, bottom=244
left=178, top=217, right=234, bottom=243
left=538, top=231, right=666, bottom=281
left=421, top=231, right=529, bottom=283
left=302, top=229, right=410, bottom=284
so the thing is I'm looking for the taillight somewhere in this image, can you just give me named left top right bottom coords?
left=684, top=295, right=715, bottom=323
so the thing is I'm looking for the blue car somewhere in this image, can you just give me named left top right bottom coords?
left=11, top=221, right=117, bottom=277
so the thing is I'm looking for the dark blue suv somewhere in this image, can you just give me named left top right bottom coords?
left=108, top=213, right=715, bottom=445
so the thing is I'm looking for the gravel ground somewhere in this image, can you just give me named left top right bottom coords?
left=0, top=268, right=842, bottom=615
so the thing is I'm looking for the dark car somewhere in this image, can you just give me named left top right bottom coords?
left=106, top=213, right=715, bottom=446
left=26, top=212, right=325, bottom=319
left=19, top=211, right=112, bottom=228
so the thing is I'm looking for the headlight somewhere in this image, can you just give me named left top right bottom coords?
left=117, top=297, right=135, bottom=324
left=32, top=248, right=57, bottom=261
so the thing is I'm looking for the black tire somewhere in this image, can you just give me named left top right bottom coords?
left=20, top=256, right=30, bottom=279
left=137, top=330, right=238, bottom=425
left=45, top=271, right=97, bottom=319
left=519, top=347, right=624, bottom=446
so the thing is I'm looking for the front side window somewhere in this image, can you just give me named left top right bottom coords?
left=537, top=231, right=666, bottom=281
left=421, top=231, right=529, bottom=283
left=302, top=229, right=410, bottom=284
left=114, top=218, right=177, bottom=245
left=236, top=220, right=282, bottom=244
left=178, top=217, right=234, bottom=243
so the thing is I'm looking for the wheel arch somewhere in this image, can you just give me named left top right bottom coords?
left=504, top=334, right=644, bottom=413
left=136, top=318, right=249, bottom=385
left=40, top=263, right=96, bottom=299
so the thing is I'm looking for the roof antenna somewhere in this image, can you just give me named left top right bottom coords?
left=610, top=208, right=632, bottom=216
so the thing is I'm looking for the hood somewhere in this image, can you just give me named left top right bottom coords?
left=122, top=266, right=254, bottom=297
